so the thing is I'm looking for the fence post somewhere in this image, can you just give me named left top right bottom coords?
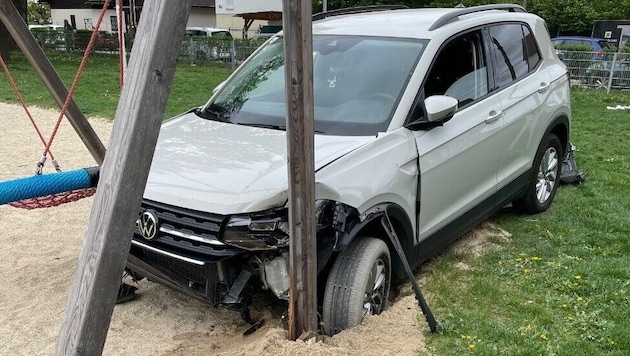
left=230, top=39, right=236, bottom=71
left=188, top=37, right=194, bottom=66
left=607, top=51, right=618, bottom=93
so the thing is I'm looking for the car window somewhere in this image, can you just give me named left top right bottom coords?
left=211, top=31, right=232, bottom=38
left=185, top=30, right=205, bottom=36
left=523, top=25, right=541, bottom=71
left=425, top=30, right=488, bottom=106
left=488, top=24, right=533, bottom=89
left=598, top=40, right=613, bottom=51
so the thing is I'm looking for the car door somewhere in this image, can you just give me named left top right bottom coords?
left=413, top=29, right=503, bottom=241
left=486, top=23, right=553, bottom=189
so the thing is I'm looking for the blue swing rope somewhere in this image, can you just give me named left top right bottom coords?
left=0, top=167, right=99, bottom=208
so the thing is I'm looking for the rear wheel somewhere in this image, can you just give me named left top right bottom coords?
left=322, top=237, right=391, bottom=336
left=513, top=133, right=562, bottom=213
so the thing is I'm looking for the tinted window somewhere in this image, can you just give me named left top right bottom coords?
left=425, top=30, right=488, bottom=106
left=523, top=25, right=541, bottom=71
left=212, top=31, right=232, bottom=38
left=598, top=40, right=613, bottom=50
left=489, top=24, right=531, bottom=88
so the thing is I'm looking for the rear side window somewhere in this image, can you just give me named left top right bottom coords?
left=522, top=26, right=541, bottom=71
left=489, top=24, right=541, bottom=89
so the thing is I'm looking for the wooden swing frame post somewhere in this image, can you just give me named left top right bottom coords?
left=52, top=0, right=193, bottom=354
left=0, top=0, right=106, bottom=165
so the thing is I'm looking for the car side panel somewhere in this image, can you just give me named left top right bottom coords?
left=414, top=94, right=503, bottom=241
left=314, top=128, right=418, bottom=235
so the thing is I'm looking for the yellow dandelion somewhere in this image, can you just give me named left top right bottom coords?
left=540, top=334, right=548, bottom=340
left=574, top=275, right=582, bottom=280
left=577, top=296, right=584, bottom=302
left=523, top=269, right=530, bottom=274
left=531, top=256, right=542, bottom=261
left=468, top=343, right=476, bottom=350
left=562, top=303, right=568, bottom=308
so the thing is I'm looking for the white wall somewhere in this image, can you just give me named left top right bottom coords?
left=215, top=0, right=282, bottom=15
left=51, top=8, right=219, bottom=33
left=51, top=9, right=122, bottom=32
left=216, top=14, right=268, bottom=38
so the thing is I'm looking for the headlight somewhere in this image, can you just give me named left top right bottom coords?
left=223, top=210, right=289, bottom=251
left=223, top=201, right=340, bottom=251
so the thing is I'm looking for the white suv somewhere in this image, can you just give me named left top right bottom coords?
left=127, top=4, right=571, bottom=335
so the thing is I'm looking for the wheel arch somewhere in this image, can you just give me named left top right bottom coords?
left=545, top=113, right=570, bottom=157
left=326, top=202, right=415, bottom=280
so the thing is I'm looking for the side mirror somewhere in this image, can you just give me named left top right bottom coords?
left=213, top=80, right=226, bottom=95
left=425, top=95, right=458, bottom=122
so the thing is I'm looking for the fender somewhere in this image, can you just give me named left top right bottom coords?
left=316, top=201, right=415, bottom=279
left=544, top=112, right=570, bottom=154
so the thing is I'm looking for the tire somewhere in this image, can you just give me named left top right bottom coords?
left=322, top=237, right=391, bottom=336
left=513, top=133, right=562, bottom=214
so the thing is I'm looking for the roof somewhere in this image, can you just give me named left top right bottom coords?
left=311, top=6, right=536, bottom=39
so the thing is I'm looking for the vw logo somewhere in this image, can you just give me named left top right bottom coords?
left=137, top=210, right=159, bottom=240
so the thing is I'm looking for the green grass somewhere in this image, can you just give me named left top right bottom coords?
left=423, top=88, right=630, bottom=355
left=0, top=52, right=231, bottom=119
left=1, top=53, right=628, bottom=354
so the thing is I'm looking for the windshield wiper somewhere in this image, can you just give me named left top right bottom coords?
left=194, top=107, right=231, bottom=123
left=236, top=122, right=286, bottom=130
left=236, top=122, right=325, bottom=134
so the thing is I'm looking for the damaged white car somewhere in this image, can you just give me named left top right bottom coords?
left=125, top=4, right=572, bottom=335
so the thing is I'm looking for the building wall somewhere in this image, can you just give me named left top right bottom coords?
left=50, top=8, right=220, bottom=33
left=51, top=9, right=122, bottom=32
left=216, top=14, right=269, bottom=38
left=215, top=0, right=282, bottom=15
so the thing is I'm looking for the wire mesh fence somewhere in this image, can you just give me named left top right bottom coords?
left=559, top=50, right=630, bottom=92
left=28, top=32, right=630, bottom=93
left=30, top=30, right=266, bottom=68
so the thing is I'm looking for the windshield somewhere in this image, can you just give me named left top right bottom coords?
left=202, top=35, right=426, bottom=136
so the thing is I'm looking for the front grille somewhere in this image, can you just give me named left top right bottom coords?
left=134, top=199, right=241, bottom=261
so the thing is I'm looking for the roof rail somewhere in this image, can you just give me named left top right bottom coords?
left=429, top=4, right=526, bottom=31
left=313, top=5, right=409, bottom=22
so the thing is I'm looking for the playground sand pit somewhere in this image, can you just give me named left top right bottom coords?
left=0, top=102, right=430, bottom=355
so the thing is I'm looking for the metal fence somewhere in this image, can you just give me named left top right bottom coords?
left=28, top=33, right=630, bottom=92
left=560, top=50, right=630, bottom=92
left=29, top=30, right=265, bottom=68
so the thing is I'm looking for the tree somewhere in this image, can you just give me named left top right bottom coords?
left=529, top=0, right=596, bottom=35
left=0, top=0, right=28, bottom=61
left=27, top=0, right=51, bottom=25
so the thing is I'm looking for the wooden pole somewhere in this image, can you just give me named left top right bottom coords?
left=55, top=1, right=192, bottom=355
left=282, top=0, right=318, bottom=340
left=0, top=0, right=106, bottom=165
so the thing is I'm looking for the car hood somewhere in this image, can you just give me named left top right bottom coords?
left=144, top=112, right=373, bottom=214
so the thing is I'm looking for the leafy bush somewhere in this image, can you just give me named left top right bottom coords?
left=555, top=43, right=594, bottom=52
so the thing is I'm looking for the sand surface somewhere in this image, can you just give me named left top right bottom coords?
left=0, top=102, right=440, bottom=355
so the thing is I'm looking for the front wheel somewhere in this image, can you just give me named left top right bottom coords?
left=513, top=133, right=562, bottom=214
left=322, top=237, right=391, bottom=336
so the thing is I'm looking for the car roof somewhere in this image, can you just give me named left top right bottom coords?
left=185, top=27, right=230, bottom=32
left=552, top=36, right=605, bottom=41
left=310, top=7, right=540, bottom=39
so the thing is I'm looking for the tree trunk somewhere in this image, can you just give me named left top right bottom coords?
left=0, top=0, right=27, bottom=61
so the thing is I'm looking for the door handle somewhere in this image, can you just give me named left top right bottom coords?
left=485, top=110, right=502, bottom=124
left=538, top=82, right=550, bottom=93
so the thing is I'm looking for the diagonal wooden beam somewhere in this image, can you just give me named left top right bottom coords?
left=0, top=0, right=106, bottom=165
left=54, top=1, right=193, bottom=355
